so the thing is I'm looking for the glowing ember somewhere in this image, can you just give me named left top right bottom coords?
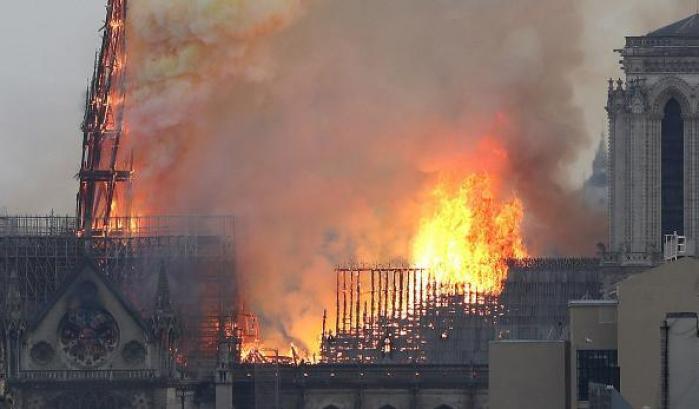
left=411, top=174, right=527, bottom=295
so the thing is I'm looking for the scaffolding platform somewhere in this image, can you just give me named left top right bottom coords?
left=0, top=215, right=237, bottom=375
left=321, top=258, right=608, bottom=365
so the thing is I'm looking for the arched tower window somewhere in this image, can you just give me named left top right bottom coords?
left=661, top=98, right=685, bottom=237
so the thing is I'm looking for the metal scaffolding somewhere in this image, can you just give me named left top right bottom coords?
left=0, top=215, right=237, bottom=374
left=1, top=0, right=242, bottom=380
left=320, top=258, right=605, bottom=365
left=497, top=258, right=602, bottom=340
left=321, top=265, right=501, bottom=364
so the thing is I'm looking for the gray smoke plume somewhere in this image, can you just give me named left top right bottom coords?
left=120, top=0, right=691, bottom=351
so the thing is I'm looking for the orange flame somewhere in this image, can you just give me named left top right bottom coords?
left=411, top=174, right=527, bottom=295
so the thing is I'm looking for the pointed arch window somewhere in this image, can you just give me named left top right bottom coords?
left=661, top=98, right=684, bottom=237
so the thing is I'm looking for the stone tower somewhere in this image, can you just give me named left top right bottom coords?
left=608, top=14, right=699, bottom=265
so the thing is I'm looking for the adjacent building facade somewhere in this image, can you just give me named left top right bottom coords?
left=488, top=341, right=570, bottom=409
left=617, top=258, right=699, bottom=408
left=489, top=258, right=699, bottom=409
left=568, top=300, right=619, bottom=409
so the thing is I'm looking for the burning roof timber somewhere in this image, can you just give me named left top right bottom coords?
left=318, top=258, right=605, bottom=365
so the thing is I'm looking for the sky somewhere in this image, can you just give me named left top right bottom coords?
left=0, top=0, right=695, bottom=215
left=0, top=1, right=104, bottom=215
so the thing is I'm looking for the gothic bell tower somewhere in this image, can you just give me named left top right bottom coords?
left=608, top=14, right=699, bottom=265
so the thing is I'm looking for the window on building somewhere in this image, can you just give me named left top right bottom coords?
left=662, top=98, right=684, bottom=237
left=577, top=349, right=620, bottom=402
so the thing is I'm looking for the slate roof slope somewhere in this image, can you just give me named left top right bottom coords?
left=648, top=13, right=699, bottom=37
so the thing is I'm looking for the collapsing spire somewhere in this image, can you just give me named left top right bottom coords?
left=76, top=0, right=132, bottom=235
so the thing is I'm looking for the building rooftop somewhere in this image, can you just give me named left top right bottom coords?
left=648, top=13, right=699, bottom=37
left=569, top=299, right=618, bottom=307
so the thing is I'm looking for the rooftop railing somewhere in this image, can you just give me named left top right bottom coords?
left=0, top=215, right=235, bottom=238
left=0, top=215, right=77, bottom=237
left=16, top=369, right=157, bottom=382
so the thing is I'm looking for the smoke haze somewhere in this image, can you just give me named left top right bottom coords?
left=123, top=0, right=604, bottom=351
left=1, top=0, right=694, bottom=352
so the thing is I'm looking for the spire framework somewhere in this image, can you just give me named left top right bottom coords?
left=77, top=0, right=132, bottom=236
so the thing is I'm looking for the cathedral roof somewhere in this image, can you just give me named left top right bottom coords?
left=648, top=13, right=699, bottom=37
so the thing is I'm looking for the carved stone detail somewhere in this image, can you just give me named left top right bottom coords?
left=609, top=40, right=699, bottom=263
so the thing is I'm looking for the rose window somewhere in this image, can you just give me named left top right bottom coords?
left=58, top=307, right=119, bottom=367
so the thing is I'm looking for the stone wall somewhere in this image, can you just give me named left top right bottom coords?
left=608, top=35, right=699, bottom=265
left=231, top=364, right=488, bottom=409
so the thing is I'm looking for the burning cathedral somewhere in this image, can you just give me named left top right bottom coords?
left=2, top=2, right=699, bottom=409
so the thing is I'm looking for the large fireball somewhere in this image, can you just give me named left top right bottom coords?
left=411, top=174, right=528, bottom=295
